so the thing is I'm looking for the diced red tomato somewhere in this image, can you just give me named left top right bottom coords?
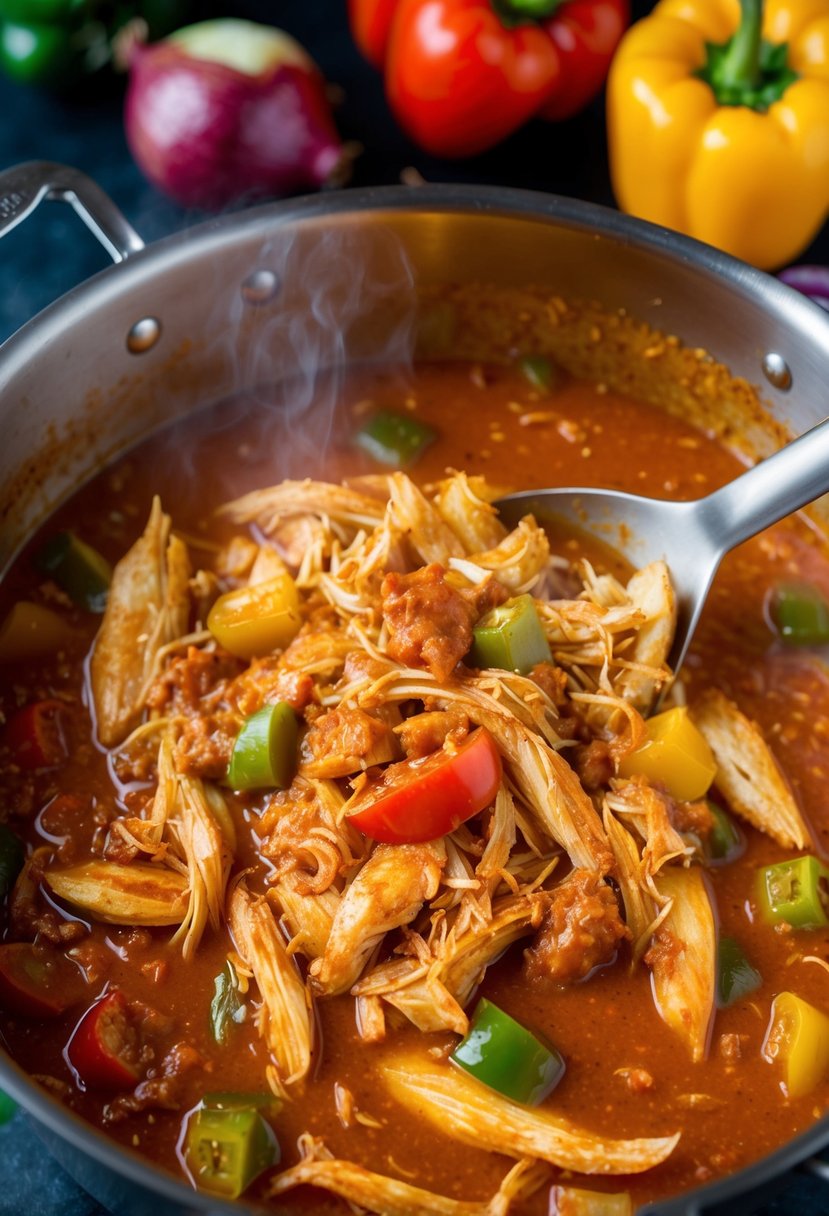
left=5, top=700, right=69, bottom=770
left=67, top=991, right=141, bottom=1090
left=345, top=727, right=502, bottom=844
left=0, top=942, right=87, bottom=1018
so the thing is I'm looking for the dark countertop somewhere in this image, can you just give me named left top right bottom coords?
left=0, top=0, right=827, bottom=1213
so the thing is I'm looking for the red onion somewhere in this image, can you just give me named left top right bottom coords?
left=778, top=265, right=829, bottom=312
left=123, top=19, right=347, bottom=210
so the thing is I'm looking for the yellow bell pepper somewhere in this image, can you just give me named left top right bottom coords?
left=0, top=601, right=75, bottom=663
left=607, top=0, right=829, bottom=269
left=207, top=574, right=302, bottom=659
left=762, top=991, right=829, bottom=1097
left=618, top=705, right=717, bottom=800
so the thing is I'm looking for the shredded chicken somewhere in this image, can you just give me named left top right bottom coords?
left=91, top=498, right=191, bottom=746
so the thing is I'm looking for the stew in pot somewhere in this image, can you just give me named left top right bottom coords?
left=2, top=354, right=829, bottom=1214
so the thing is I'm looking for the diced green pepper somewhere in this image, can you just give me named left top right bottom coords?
left=759, top=855, right=829, bottom=929
left=226, top=703, right=297, bottom=792
left=36, top=531, right=111, bottom=613
left=518, top=354, right=557, bottom=393
left=706, top=800, right=742, bottom=862
left=770, top=581, right=829, bottom=645
left=717, top=936, right=761, bottom=1008
left=0, top=825, right=24, bottom=900
left=470, top=593, right=552, bottom=675
left=203, top=1091, right=282, bottom=1117
left=354, top=410, right=437, bottom=468
left=209, top=961, right=243, bottom=1045
left=186, top=1106, right=279, bottom=1199
left=450, top=998, right=564, bottom=1106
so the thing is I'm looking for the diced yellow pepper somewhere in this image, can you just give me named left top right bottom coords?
left=207, top=574, right=302, bottom=659
left=763, top=991, right=829, bottom=1099
left=0, top=601, right=74, bottom=663
left=618, top=706, right=717, bottom=802
left=549, top=1186, right=632, bottom=1216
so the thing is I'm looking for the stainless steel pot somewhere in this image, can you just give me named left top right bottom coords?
left=1, top=160, right=829, bottom=1216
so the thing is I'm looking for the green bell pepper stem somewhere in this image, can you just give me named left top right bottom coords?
left=226, top=703, right=297, bottom=792
left=186, top=1107, right=279, bottom=1199
left=717, top=936, right=761, bottom=1008
left=36, top=531, right=112, bottom=613
left=771, top=582, right=829, bottom=645
left=495, top=0, right=564, bottom=21
left=0, top=824, right=24, bottom=900
left=209, top=961, right=243, bottom=1045
left=759, top=855, right=829, bottom=928
left=713, top=0, right=762, bottom=91
left=471, top=594, right=552, bottom=675
left=706, top=800, right=742, bottom=862
left=451, top=998, right=564, bottom=1105
left=518, top=355, right=557, bottom=393
left=354, top=409, right=437, bottom=468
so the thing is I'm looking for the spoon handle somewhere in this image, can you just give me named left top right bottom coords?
left=700, top=414, right=829, bottom=555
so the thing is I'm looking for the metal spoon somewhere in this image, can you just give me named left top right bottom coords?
left=496, top=413, right=829, bottom=678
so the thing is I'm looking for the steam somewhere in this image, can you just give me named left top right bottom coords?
left=197, top=218, right=419, bottom=490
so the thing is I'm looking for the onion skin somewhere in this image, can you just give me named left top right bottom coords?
left=124, top=20, right=345, bottom=210
left=778, top=265, right=829, bottom=312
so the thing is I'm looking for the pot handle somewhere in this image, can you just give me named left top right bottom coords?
left=0, top=161, right=144, bottom=263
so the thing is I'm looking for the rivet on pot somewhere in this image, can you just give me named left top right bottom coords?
left=241, top=269, right=279, bottom=305
left=762, top=352, right=792, bottom=391
left=126, top=317, right=161, bottom=354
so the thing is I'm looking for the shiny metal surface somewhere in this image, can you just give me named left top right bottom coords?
left=498, top=412, right=829, bottom=678
left=0, top=161, right=145, bottom=263
left=2, top=177, right=829, bottom=1216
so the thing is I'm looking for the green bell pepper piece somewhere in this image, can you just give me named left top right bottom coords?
left=717, top=936, right=761, bottom=1008
left=450, top=998, right=564, bottom=1105
left=759, top=855, right=829, bottom=929
left=0, top=18, right=69, bottom=82
left=0, top=1090, right=16, bottom=1125
left=354, top=410, right=437, bottom=468
left=0, top=824, right=24, bottom=900
left=470, top=593, right=552, bottom=674
left=202, top=1091, right=282, bottom=1117
left=186, top=1106, right=279, bottom=1199
left=518, top=354, right=557, bottom=393
left=226, top=703, right=297, bottom=792
left=706, top=800, right=742, bottom=862
left=209, top=961, right=243, bottom=1045
left=36, top=530, right=112, bottom=613
left=771, top=581, right=829, bottom=645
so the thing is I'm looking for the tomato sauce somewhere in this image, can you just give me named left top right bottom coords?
left=1, top=359, right=829, bottom=1212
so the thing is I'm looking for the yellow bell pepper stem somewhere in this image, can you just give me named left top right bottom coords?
left=607, top=0, right=829, bottom=270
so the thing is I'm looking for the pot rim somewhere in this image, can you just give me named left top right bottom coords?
left=1, top=182, right=828, bottom=1215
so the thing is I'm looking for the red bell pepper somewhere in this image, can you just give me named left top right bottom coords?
left=5, top=700, right=69, bottom=771
left=348, top=0, right=628, bottom=157
left=345, top=726, right=502, bottom=843
left=0, top=943, right=88, bottom=1018
left=67, top=991, right=142, bottom=1090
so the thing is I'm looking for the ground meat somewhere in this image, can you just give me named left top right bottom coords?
left=381, top=564, right=507, bottom=681
left=524, top=869, right=630, bottom=985
left=146, top=646, right=242, bottom=715
left=529, top=662, right=569, bottom=707
left=301, top=707, right=397, bottom=778
left=228, top=657, right=315, bottom=717
left=572, top=739, right=615, bottom=792
left=174, top=714, right=237, bottom=780
left=103, top=1039, right=204, bottom=1123
left=617, top=1067, right=654, bottom=1093
left=9, top=850, right=87, bottom=945
left=397, top=707, right=470, bottom=758
left=671, top=797, right=715, bottom=839
left=643, top=927, right=682, bottom=975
